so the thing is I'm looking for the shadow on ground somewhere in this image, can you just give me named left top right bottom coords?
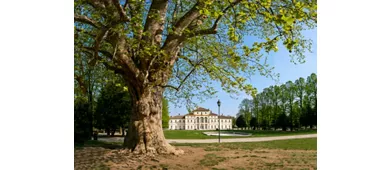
left=75, top=140, right=123, bottom=150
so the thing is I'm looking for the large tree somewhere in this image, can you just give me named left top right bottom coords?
left=74, top=0, right=316, bottom=154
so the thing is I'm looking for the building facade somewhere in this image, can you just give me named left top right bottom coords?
left=169, top=107, right=233, bottom=130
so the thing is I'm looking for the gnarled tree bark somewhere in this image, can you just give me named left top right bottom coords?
left=123, top=85, right=183, bottom=155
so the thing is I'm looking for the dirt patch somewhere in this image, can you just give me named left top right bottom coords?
left=75, top=146, right=316, bottom=170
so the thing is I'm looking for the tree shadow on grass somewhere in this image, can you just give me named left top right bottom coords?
left=75, top=140, right=123, bottom=150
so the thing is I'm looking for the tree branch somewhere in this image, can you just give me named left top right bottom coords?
left=160, top=57, right=204, bottom=92
left=75, top=28, right=96, bottom=37
left=82, top=45, right=125, bottom=75
left=86, top=0, right=106, bottom=9
left=172, top=2, right=204, bottom=34
left=142, top=0, right=169, bottom=45
left=159, top=84, right=179, bottom=91
left=185, top=0, right=242, bottom=38
left=74, top=14, right=101, bottom=28
left=111, top=0, right=130, bottom=21
left=74, top=74, right=88, bottom=95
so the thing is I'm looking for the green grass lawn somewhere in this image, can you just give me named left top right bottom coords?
left=163, top=129, right=316, bottom=139
left=172, top=138, right=317, bottom=150
left=76, top=137, right=317, bottom=151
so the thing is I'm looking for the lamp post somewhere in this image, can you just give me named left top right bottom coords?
left=217, top=99, right=221, bottom=143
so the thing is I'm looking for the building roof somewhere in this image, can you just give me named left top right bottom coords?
left=209, top=113, right=218, bottom=116
left=193, top=107, right=210, bottom=111
left=170, top=114, right=232, bottom=119
left=219, top=115, right=233, bottom=119
left=170, top=115, right=185, bottom=119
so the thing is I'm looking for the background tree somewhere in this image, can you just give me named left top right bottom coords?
left=74, top=55, right=99, bottom=139
left=269, top=85, right=281, bottom=129
left=285, top=80, right=296, bottom=130
left=263, top=88, right=273, bottom=129
left=238, top=73, right=317, bottom=131
left=252, top=93, right=261, bottom=129
left=75, top=0, right=316, bottom=154
left=74, top=98, right=91, bottom=144
left=306, top=73, right=317, bottom=128
left=295, top=77, right=306, bottom=128
left=279, top=84, right=289, bottom=130
left=276, top=112, right=288, bottom=131
left=249, top=116, right=259, bottom=130
left=232, top=117, right=237, bottom=128
left=95, top=80, right=132, bottom=136
left=238, top=98, right=253, bottom=129
left=258, top=91, right=269, bottom=130
left=236, top=115, right=247, bottom=130
left=162, top=98, right=170, bottom=129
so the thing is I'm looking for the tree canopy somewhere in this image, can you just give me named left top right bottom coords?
left=75, top=0, right=317, bottom=107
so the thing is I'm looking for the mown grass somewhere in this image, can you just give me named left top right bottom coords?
left=78, top=137, right=317, bottom=151
left=76, top=136, right=316, bottom=152
left=163, top=129, right=316, bottom=139
left=172, top=138, right=317, bottom=150
left=199, top=153, right=227, bottom=166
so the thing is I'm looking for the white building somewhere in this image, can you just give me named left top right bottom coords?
left=169, top=107, right=233, bottom=130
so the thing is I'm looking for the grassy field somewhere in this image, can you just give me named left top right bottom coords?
left=163, top=129, right=317, bottom=139
left=75, top=138, right=317, bottom=169
left=172, top=138, right=317, bottom=150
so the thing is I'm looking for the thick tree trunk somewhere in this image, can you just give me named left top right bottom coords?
left=121, top=126, right=125, bottom=136
left=111, top=129, right=116, bottom=136
left=123, top=86, right=183, bottom=155
left=106, top=128, right=110, bottom=136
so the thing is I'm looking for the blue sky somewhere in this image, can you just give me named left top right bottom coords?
left=169, top=28, right=317, bottom=117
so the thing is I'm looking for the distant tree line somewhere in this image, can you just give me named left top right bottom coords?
left=236, top=73, right=317, bottom=131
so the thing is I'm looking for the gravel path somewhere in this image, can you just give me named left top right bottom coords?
left=98, top=134, right=317, bottom=143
